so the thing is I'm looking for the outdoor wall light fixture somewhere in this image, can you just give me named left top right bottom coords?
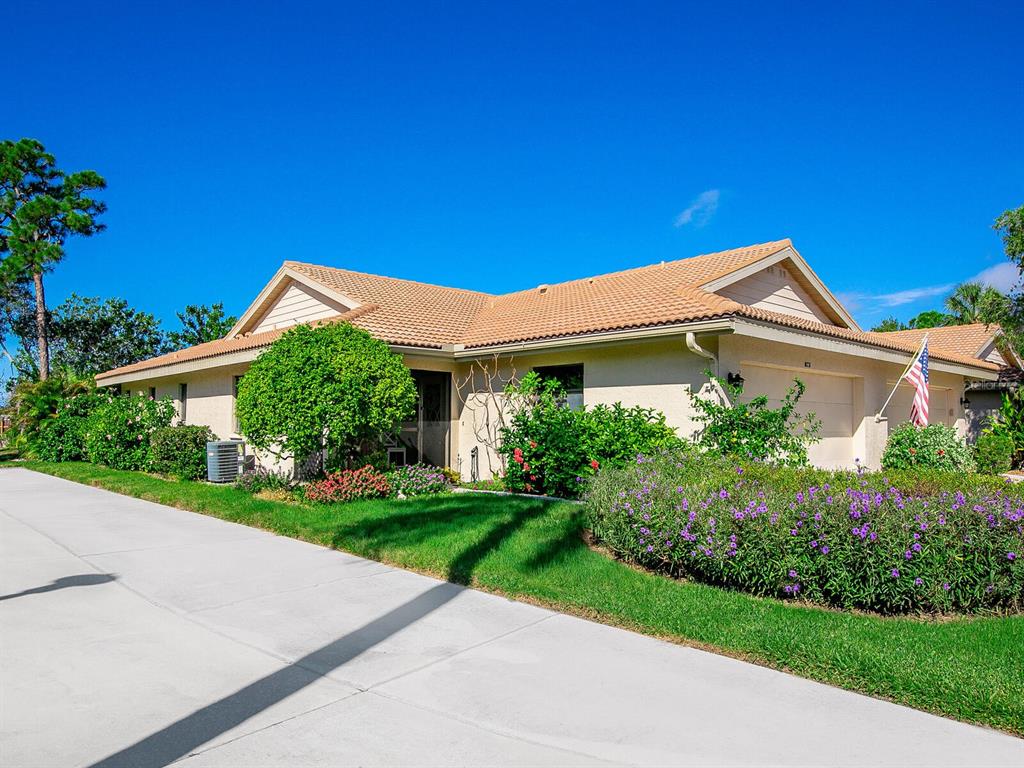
left=727, top=372, right=745, bottom=387
left=960, top=395, right=971, bottom=409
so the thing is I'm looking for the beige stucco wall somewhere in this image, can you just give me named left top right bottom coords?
left=115, top=330, right=975, bottom=481
left=717, top=335, right=970, bottom=469
left=451, top=337, right=715, bottom=480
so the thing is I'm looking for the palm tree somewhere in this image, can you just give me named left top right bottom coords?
left=945, top=282, right=1009, bottom=325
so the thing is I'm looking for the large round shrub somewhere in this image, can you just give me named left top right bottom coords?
left=586, top=453, right=1023, bottom=615
left=882, top=423, right=975, bottom=472
left=236, top=323, right=417, bottom=467
left=84, top=395, right=175, bottom=470
left=150, top=425, right=215, bottom=479
left=34, top=391, right=105, bottom=461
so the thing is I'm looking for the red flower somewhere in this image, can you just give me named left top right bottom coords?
left=525, top=483, right=533, bottom=492
left=909, top=448, right=916, bottom=455
left=530, top=474, right=537, bottom=481
left=590, top=459, right=600, bottom=470
left=937, top=449, right=945, bottom=456
left=523, top=463, right=530, bottom=471
left=530, top=441, right=537, bottom=448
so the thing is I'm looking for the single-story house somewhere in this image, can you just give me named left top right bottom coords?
left=95, top=239, right=1001, bottom=477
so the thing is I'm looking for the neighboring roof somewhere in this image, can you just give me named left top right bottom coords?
left=96, top=239, right=1000, bottom=380
left=870, top=323, right=1003, bottom=359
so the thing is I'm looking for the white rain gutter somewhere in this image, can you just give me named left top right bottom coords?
left=685, top=332, right=731, bottom=404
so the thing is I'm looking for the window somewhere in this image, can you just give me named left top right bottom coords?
left=149, top=387, right=156, bottom=400
left=534, top=364, right=584, bottom=410
left=178, top=383, right=188, bottom=423
left=233, top=375, right=243, bottom=434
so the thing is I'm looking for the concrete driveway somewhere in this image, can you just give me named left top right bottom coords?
left=1, top=468, right=1021, bottom=767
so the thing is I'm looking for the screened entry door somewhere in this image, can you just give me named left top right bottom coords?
left=398, top=371, right=451, bottom=466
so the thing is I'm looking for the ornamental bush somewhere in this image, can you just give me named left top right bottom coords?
left=975, top=433, right=1014, bottom=476
left=881, top=423, right=975, bottom=473
left=150, top=425, right=215, bottom=479
left=236, top=323, right=417, bottom=469
left=499, top=373, right=684, bottom=498
left=84, top=395, right=176, bottom=471
left=688, top=373, right=821, bottom=466
left=388, top=463, right=450, bottom=497
left=586, top=453, right=1024, bottom=615
left=303, top=465, right=391, bottom=503
left=34, top=391, right=106, bottom=461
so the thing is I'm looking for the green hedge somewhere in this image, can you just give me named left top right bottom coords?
left=150, top=425, right=216, bottom=479
left=84, top=395, right=176, bottom=471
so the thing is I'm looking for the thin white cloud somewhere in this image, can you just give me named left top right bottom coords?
left=970, top=261, right=1018, bottom=293
left=674, top=189, right=720, bottom=228
left=874, top=283, right=956, bottom=307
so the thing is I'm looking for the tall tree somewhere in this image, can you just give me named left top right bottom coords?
left=995, top=205, right=1024, bottom=268
left=166, top=303, right=237, bottom=350
left=945, top=281, right=1010, bottom=325
left=0, top=139, right=106, bottom=380
left=13, top=294, right=165, bottom=378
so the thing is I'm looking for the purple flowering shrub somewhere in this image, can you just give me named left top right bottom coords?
left=387, top=463, right=450, bottom=497
left=585, top=453, right=1024, bottom=614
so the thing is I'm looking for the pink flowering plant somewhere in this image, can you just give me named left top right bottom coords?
left=500, top=373, right=683, bottom=498
left=586, top=452, right=1024, bottom=615
left=303, top=465, right=392, bottom=503
left=83, top=394, right=175, bottom=471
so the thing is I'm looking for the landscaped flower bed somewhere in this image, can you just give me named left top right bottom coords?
left=586, top=453, right=1024, bottom=615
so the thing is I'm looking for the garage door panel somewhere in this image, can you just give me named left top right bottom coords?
left=740, top=366, right=855, bottom=468
left=888, top=385, right=951, bottom=427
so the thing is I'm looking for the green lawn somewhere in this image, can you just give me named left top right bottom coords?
left=5, top=460, right=1024, bottom=736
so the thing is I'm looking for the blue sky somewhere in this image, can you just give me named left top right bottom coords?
left=4, top=1, right=1023, bottom=345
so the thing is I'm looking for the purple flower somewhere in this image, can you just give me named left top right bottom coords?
left=891, top=568, right=900, bottom=578
left=820, top=545, right=830, bottom=555
left=788, top=569, right=798, bottom=578
left=1009, top=552, right=1017, bottom=561
left=914, top=577, right=923, bottom=586
left=719, top=489, right=730, bottom=499
left=904, top=550, right=913, bottom=560
left=942, top=582, right=951, bottom=591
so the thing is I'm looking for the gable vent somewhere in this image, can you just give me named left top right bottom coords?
left=537, top=284, right=549, bottom=294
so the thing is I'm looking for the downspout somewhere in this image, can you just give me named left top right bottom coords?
left=685, top=332, right=731, bottom=404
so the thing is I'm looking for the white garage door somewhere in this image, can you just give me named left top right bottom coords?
left=740, top=365, right=855, bottom=468
left=887, top=383, right=951, bottom=427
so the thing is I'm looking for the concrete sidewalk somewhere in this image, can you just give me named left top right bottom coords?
left=1, top=468, right=1021, bottom=767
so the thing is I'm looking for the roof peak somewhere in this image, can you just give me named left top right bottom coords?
left=287, top=238, right=793, bottom=300
left=284, top=260, right=496, bottom=297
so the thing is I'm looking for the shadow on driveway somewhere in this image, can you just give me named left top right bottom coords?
left=0, top=573, right=118, bottom=602
left=89, top=500, right=557, bottom=768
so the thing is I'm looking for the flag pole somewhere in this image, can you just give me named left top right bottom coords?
left=874, top=333, right=928, bottom=422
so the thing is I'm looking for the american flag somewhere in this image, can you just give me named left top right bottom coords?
left=904, top=340, right=929, bottom=426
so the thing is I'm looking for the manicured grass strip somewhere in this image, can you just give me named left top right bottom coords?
left=7, top=461, right=1024, bottom=736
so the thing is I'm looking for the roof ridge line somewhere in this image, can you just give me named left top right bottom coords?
left=284, top=260, right=497, bottom=298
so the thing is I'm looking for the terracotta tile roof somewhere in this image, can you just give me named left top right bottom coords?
left=869, top=323, right=1000, bottom=359
left=97, top=239, right=999, bottom=379
left=734, top=308, right=1000, bottom=371
left=283, top=261, right=493, bottom=347
left=96, top=306, right=377, bottom=380
left=459, top=240, right=792, bottom=347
